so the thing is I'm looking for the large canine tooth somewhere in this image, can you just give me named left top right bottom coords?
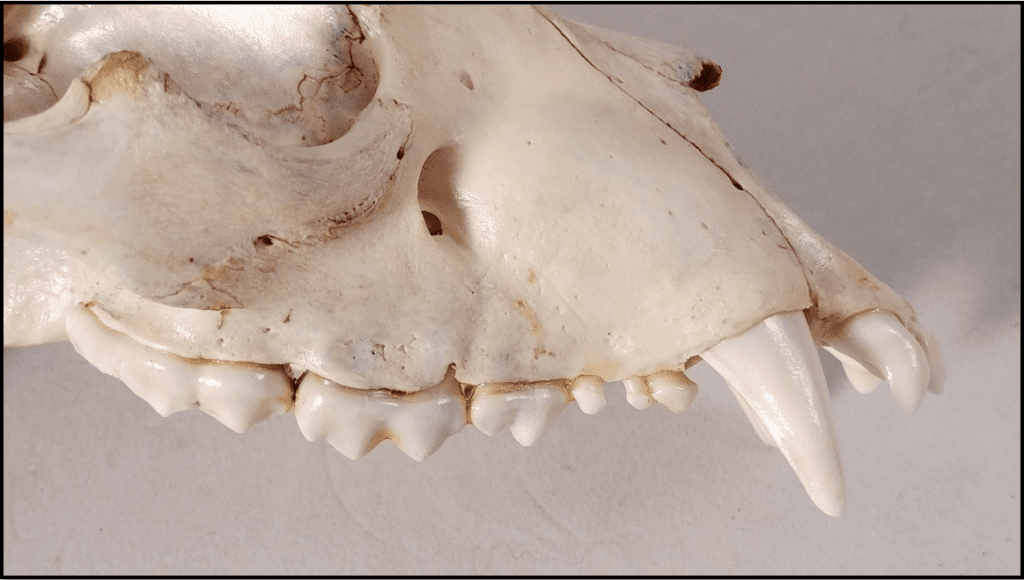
left=724, top=383, right=776, bottom=447
left=700, top=311, right=845, bottom=517
left=470, top=382, right=568, bottom=446
left=569, top=375, right=606, bottom=415
left=65, top=303, right=292, bottom=432
left=823, top=312, right=931, bottom=413
left=293, top=372, right=467, bottom=461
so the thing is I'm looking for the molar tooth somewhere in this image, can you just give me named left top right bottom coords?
left=470, top=382, right=569, bottom=446
left=647, top=370, right=698, bottom=414
left=700, top=311, right=845, bottom=517
left=193, top=363, right=294, bottom=433
left=293, top=371, right=467, bottom=461
left=65, top=304, right=292, bottom=432
left=621, top=376, right=654, bottom=410
left=823, top=312, right=931, bottom=413
left=293, top=374, right=387, bottom=460
left=569, top=375, right=606, bottom=414
left=66, top=303, right=198, bottom=416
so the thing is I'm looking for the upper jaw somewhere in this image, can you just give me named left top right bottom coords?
left=64, top=294, right=942, bottom=516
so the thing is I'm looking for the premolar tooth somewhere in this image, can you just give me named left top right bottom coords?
left=823, top=312, right=931, bottom=413
left=621, top=376, right=654, bottom=410
left=293, top=371, right=467, bottom=461
left=65, top=304, right=292, bottom=432
left=647, top=370, right=698, bottom=414
left=383, top=369, right=467, bottom=461
left=470, top=382, right=568, bottom=446
left=700, top=311, right=845, bottom=517
left=569, top=375, right=606, bottom=414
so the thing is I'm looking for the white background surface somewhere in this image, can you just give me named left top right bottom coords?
left=4, top=5, right=1020, bottom=575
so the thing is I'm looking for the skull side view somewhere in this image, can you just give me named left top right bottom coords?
left=4, top=5, right=944, bottom=516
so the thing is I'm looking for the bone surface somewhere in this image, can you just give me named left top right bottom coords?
left=3, top=5, right=944, bottom=516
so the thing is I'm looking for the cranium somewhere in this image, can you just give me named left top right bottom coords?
left=3, top=5, right=944, bottom=517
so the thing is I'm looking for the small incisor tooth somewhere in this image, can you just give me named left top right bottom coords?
left=569, top=375, right=606, bottom=414
left=470, top=382, right=568, bottom=446
left=65, top=303, right=292, bottom=433
left=293, top=368, right=466, bottom=461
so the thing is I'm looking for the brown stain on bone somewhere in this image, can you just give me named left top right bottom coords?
left=514, top=299, right=547, bottom=359
left=87, top=51, right=149, bottom=102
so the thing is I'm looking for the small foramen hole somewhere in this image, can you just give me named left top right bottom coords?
left=254, top=235, right=274, bottom=249
left=422, top=211, right=443, bottom=236
left=396, top=146, right=405, bottom=160
left=459, top=71, right=474, bottom=91
left=3, top=38, right=30, bottom=62
left=687, top=59, right=722, bottom=92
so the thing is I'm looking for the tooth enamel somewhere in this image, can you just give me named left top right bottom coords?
left=469, top=382, right=569, bottom=446
left=192, top=363, right=295, bottom=433
left=293, top=370, right=467, bottom=461
left=647, top=370, right=698, bottom=414
left=824, top=312, right=931, bottom=413
left=65, top=303, right=292, bottom=432
left=822, top=347, right=883, bottom=394
left=569, top=375, right=606, bottom=414
left=622, top=376, right=654, bottom=410
left=700, top=311, right=845, bottom=517
left=724, top=382, right=776, bottom=447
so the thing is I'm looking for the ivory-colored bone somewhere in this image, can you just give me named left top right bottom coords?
left=3, top=6, right=944, bottom=516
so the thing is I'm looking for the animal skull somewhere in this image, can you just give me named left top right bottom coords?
left=3, top=5, right=944, bottom=516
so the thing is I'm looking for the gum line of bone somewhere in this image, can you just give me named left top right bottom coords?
left=65, top=301, right=934, bottom=517
left=65, top=302, right=697, bottom=451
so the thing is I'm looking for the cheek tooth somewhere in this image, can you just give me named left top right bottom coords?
left=569, top=375, right=606, bottom=414
left=292, top=372, right=467, bottom=461
left=700, top=311, right=845, bottom=517
left=621, top=377, right=654, bottom=410
left=66, top=303, right=199, bottom=416
left=470, top=383, right=569, bottom=447
left=647, top=370, right=698, bottom=414
left=193, top=364, right=293, bottom=434
left=66, top=305, right=292, bottom=432
left=384, top=371, right=467, bottom=461
left=824, top=312, right=932, bottom=413
left=294, top=374, right=387, bottom=460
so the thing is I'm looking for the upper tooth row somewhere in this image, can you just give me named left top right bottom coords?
left=64, top=304, right=697, bottom=460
